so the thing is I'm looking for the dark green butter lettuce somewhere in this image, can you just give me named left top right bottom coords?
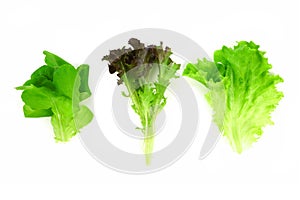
left=183, top=41, right=283, bottom=153
left=16, top=51, right=93, bottom=142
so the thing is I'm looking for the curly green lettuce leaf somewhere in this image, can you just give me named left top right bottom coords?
left=183, top=41, right=283, bottom=153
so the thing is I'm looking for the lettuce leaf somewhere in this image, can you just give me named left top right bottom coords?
left=183, top=41, right=283, bottom=153
left=17, top=52, right=93, bottom=142
left=103, top=38, right=180, bottom=164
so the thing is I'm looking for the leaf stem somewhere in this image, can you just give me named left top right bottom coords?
left=143, top=119, right=155, bottom=165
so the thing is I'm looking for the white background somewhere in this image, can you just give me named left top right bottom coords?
left=0, top=0, right=299, bottom=199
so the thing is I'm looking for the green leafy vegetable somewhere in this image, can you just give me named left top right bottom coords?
left=103, top=38, right=180, bottom=164
left=183, top=41, right=283, bottom=153
left=16, top=51, right=93, bottom=142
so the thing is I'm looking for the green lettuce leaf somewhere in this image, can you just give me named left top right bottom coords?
left=183, top=41, right=283, bottom=153
left=53, top=64, right=78, bottom=99
left=23, top=105, right=53, bottom=118
left=77, top=64, right=92, bottom=101
left=17, top=51, right=93, bottom=142
left=43, top=51, right=70, bottom=67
